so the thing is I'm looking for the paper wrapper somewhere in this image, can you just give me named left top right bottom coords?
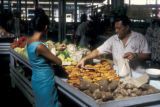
left=123, top=74, right=149, bottom=87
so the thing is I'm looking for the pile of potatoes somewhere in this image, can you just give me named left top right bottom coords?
left=78, top=79, right=160, bottom=102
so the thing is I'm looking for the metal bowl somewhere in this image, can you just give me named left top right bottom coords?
left=146, top=68, right=160, bottom=78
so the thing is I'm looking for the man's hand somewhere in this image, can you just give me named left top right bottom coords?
left=123, top=52, right=137, bottom=60
left=77, top=49, right=100, bottom=68
left=76, top=58, right=86, bottom=68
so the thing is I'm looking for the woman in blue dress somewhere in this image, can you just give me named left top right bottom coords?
left=27, top=8, right=63, bottom=107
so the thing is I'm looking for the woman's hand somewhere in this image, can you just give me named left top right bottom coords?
left=57, top=44, right=66, bottom=51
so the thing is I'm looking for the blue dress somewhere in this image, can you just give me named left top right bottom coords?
left=27, top=41, right=59, bottom=107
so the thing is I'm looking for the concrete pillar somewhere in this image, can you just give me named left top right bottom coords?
left=34, top=0, right=39, bottom=9
left=74, top=0, right=77, bottom=23
left=58, top=0, right=66, bottom=42
left=51, top=0, right=55, bottom=27
left=111, top=0, right=124, bottom=9
left=49, top=0, right=51, bottom=19
left=8, top=0, right=11, bottom=11
left=17, top=0, right=21, bottom=14
left=25, top=0, right=27, bottom=21
left=1, top=0, right=4, bottom=11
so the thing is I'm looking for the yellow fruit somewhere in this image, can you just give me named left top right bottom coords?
left=66, top=57, right=72, bottom=61
left=71, top=61, right=77, bottom=65
left=58, top=54, right=65, bottom=61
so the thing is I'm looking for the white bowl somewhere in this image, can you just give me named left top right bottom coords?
left=146, top=68, right=160, bottom=78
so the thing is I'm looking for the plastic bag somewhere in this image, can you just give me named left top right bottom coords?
left=117, top=58, right=131, bottom=78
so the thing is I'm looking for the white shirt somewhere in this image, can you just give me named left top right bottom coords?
left=97, top=31, right=150, bottom=71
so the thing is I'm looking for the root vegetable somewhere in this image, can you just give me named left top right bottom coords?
left=93, top=89, right=102, bottom=100
left=79, top=79, right=91, bottom=91
left=102, top=92, right=113, bottom=101
left=120, top=89, right=129, bottom=96
left=130, top=93, right=137, bottom=97
left=125, top=83, right=136, bottom=89
left=89, top=83, right=99, bottom=93
left=115, top=94, right=124, bottom=100
left=83, top=90, right=93, bottom=97
left=108, top=80, right=118, bottom=91
left=135, top=90, right=142, bottom=96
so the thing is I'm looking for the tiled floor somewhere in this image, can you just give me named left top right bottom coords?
left=0, top=54, right=79, bottom=107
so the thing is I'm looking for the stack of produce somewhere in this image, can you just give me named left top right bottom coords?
left=11, top=36, right=28, bottom=59
left=14, top=45, right=28, bottom=60
left=66, top=44, right=90, bottom=63
left=64, top=60, right=160, bottom=102
left=64, top=60, right=120, bottom=87
left=78, top=79, right=159, bottom=102
left=11, top=36, right=28, bottom=48
left=44, top=41, right=90, bottom=65
left=57, top=50, right=77, bottom=65
left=11, top=39, right=90, bottom=65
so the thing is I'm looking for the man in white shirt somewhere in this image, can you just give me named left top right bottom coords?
left=77, top=16, right=151, bottom=76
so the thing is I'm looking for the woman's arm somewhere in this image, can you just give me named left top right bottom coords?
left=37, top=44, right=62, bottom=65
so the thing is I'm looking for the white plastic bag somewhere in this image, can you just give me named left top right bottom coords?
left=117, top=58, right=131, bottom=78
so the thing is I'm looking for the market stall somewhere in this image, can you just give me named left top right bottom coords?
left=9, top=47, right=160, bottom=107
left=0, top=42, right=11, bottom=54
left=0, top=33, right=15, bottom=54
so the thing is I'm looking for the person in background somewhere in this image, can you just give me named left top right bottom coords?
left=145, top=19, right=160, bottom=62
left=27, top=8, right=64, bottom=107
left=77, top=16, right=151, bottom=76
left=0, top=9, right=13, bottom=35
left=75, top=13, right=89, bottom=47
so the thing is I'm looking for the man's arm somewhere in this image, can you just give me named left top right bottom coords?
left=123, top=52, right=151, bottom=61
left=136, top=53, right=151, bottom=61
left=77, top=49, right=101, bottom=67
left=124, top=34, right=151, bottom=61
left=83, top=49, right=101, bottom=61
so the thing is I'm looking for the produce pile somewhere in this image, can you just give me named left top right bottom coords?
left=64, top=60, right=120, bottom=87
left=44, top=41, right=90, bottom=65
left=11, top=36, right=28, bottom=48
left=78, top=79, right=159, bottom=102
left=11, top=36, right=28, bottom=59
left=64, top=60, right=160, bottom=102
left=11, top=39, right=90, bottom=65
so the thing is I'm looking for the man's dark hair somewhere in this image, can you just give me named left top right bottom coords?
left=114, top=16, right=131, bottom=27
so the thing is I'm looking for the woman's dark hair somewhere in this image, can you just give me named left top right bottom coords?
left=31, top=8, right=49, bottom=32
left=114, top=16, right=131, bottom=27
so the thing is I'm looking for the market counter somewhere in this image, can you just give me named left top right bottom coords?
left=9, top=48, right=160, bottom=107
left=0, top=36, right=15, bottom=54
left=0, top=43, right=11, bottom=54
